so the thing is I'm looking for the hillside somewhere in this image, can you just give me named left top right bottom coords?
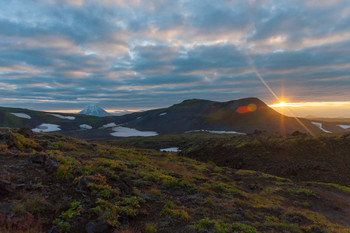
left=102, top=132, right=350, bottom=187
left=1, top=98, right=350, bottom=139
left=1, top=128, right=350, bottom=232
left=116, top=98, right=324, bottom=134
left=0, top=106, right=108, bottom=131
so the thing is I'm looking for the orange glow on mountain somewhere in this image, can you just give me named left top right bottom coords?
left=236, top=103, right=257, bottom=114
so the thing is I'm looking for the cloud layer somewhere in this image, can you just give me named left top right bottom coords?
left=1, top=0, right=350, bottom=113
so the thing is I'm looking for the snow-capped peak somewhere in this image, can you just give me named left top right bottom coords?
left=78, top=104, right=111, bottom=117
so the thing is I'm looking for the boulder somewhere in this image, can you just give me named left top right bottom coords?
left=18, top=128, right=34, bottom=138
left=86, top=221, right=113, bottom=233
left=0, top=180, right=16, bottom=194
left=78, top=176, right=93, bottom=190
left=29, top=153, right=60, bottom=172
left=0, top=203, right=13, bottom=214
left=30, top=153, right=47, bottom=164
left=44, top=158, right=60, bottom=173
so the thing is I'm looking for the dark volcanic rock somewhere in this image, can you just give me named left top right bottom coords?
left=86, top=221, right=113, bottom=233
left=78, top=176, right=93, bottom=190
left=30, top=153, right=47, bottom=164
left=44, top=158, right=60, bottom=173
left=0, top=203, right=13, bottom=214
left=29, top=153, right=60, bottom=172
left=284, top=212, right=312, bottom=225
left=0, top=180, right=16, bottom=194
left=18, top=128, right=34, bottom=138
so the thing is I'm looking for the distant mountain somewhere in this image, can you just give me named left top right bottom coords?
left=1, top=97, right=350, bottom=139
left=79, top=104, right=111, bottom=117
left=115, top=97, right=342, bottom=135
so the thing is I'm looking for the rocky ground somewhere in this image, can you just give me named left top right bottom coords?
left=1, top=128, right=350, bottom=232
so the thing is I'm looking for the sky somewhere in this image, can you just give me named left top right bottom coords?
left=1, top=0, right=350, bottom=117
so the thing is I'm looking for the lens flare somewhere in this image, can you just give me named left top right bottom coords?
left=244, top=54, right=315, bottom=136
left=248, top=103, right=257, bottom=111
left=236, top=104, right=257, bottom=114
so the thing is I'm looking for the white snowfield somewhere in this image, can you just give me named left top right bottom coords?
left=160, top=147, right=180, bottom=152
left=32, top=123, right=61, bottom=132
left=11, top=113, right=31, bottom=119
left=102, top=122, right=117, bottom=128
left=80, top=124, right=92, bottom=129
left=110, top=126, right=158, bottom=137
left=185, top=129, right=246, bottom=135
left=159, top=112, right=167, bottom=116
left=311, top=122, right=332, bottom=133
left=337, top=125, right=350, bottom=129
left=207, top=130, right=246, bottom=135
left=49, top=113, right=75, bottom=120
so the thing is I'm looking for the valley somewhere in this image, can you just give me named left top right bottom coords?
left=1, top=98, right=350, bottom=232
left=1, top=98, right=350, bottom=141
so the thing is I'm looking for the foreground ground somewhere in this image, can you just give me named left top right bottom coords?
left=104, top=132, right=350, bottom=186
left=1, top=129, right=350, bottom=232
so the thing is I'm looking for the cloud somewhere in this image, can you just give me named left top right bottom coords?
left=0, top=0, right=350, bottom=115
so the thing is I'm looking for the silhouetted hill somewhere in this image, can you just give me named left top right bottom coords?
left=1, top=97, right=350, bottom=139
left=115, top=97, right=345, bottom=135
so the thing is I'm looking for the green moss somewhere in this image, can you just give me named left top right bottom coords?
left=286, top=187, right=316, bottom=197
left=145, top=223, right=156, bottom=232
left=161, top=201, right=190, bottom=221
left=60, top=201, right=83, bottom=219
left=194, top=218, right=231, bottom=233
left=118, top=196, right=145, bottom=217
left=55, top=164, right=74, bottom=180
left=12, top=133, right=38, bottom=150
left=231, top=223, right=258, bottom=233
left=53, top=219, right=71, bottom=233
left=311, top=182, right=350, bottom=193
left=91, top=198, right=121, bottom=228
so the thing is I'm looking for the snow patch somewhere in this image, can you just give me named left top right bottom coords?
left=160, top=147, right=180, bottom=152
left=207, top=130, right=246, bottom=135
left=186, top=129, right=246, bottom=135
left=49, top=113, right=75, bottom=120
left=136, top=117, right=142, bottom=120
left=185, top=130, right=202, bottom=133
left=337, top=125, right=350, bottom=129
left=311, top=122, right=332, bottom=133
left=102, top=122, right=117, bottom=128
left=110, top=126, right=158, bottom=137
left=32, top=123, right=61, bottom=132
left=159, top=112, right=167, bottom=116
left=80, top=124, right=92, bottom=129
left=11, top=113, right=31, bottom=119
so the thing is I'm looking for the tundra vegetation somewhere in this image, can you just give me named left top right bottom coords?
left=1, top=128, right=350, bottom=232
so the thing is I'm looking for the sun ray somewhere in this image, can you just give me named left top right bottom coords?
left=245, top=54, right=315, bottom=136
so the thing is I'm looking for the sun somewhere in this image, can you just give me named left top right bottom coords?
left=278, top=101, right=287, bottom=107
left=269, top=100, right=289, bottom=107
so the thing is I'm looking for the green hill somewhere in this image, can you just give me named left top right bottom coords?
left=1, top=128, right=350, bottom=232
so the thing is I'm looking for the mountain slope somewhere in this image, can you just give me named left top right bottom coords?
left=114, top=97, right=342, bottom=135
left=1, top=129, right=350, bottom=232
left=0, top=106, right=112, bottom=137
left=79, top=104, right=112, bottom=117
left=1, top=97, right=350, bottom=138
